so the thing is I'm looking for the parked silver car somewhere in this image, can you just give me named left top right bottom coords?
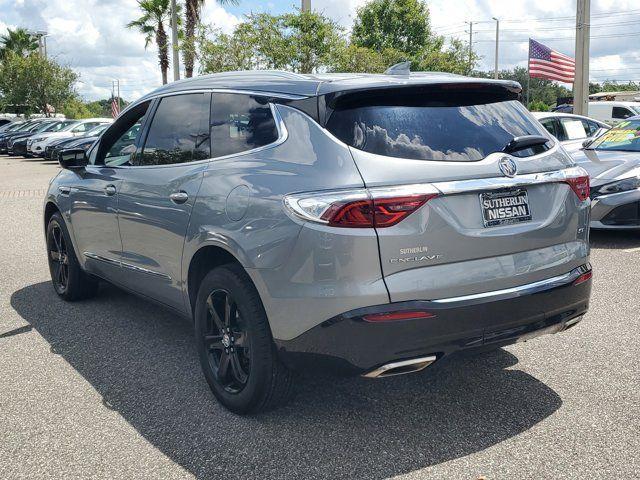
left=533, top=112, right=609, bottom=152
left=571, top=117, right=640, bottom=229
left=44, top=71, right=592, bottom=413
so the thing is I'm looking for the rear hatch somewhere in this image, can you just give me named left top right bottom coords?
left=323, top=83, right=590, bottom=302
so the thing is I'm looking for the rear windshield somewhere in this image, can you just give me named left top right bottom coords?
left=326, top=91, right=550, bottom=161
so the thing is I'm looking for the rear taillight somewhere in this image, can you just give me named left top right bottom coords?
left=284, top=186, right=439, bottom=228
left=564, top=174, right=590, bottom=201
left=573, top=270, right=592, bottom=286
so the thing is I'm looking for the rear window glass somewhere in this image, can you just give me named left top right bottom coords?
left=326, top=93, right=550, bottom=162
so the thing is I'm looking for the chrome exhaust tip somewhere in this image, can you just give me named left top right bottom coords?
left=363, top=355, right=437, bottom=379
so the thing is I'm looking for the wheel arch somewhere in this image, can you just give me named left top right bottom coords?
left=44, top=201, right=61, bottom=232
left=186, top=245, right=249, bottom=317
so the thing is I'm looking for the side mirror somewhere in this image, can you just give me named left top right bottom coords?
left=58, top=148, right=88, bottom=169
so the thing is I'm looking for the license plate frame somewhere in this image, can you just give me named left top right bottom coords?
left=480, top=188, right=532, bottom=228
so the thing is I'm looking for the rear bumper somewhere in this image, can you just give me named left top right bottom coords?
left=591, top=189, right=640, bottom=229
left=276, top=264, right=592, bottom=375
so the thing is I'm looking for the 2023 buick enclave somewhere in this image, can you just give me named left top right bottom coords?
left=44, top=70, right=592, bottom=413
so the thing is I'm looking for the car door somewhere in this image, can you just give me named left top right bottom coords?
left=68, top=102, right=151, bottom=280
left=115, top=93, right=211, bottom=312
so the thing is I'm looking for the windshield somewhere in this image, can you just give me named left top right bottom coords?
left=48, top=120, right=76, bottom=132
left=326, top=97, right=551, bottom=162
left=38, top=122, right=67, bottom=133
left=6, top=123, right=25, bottom=132
left=60, top=121, right=81, bottom=132
left=590, top=120, right=640, bottom=152
left=85, top=124, right=109, bottom=136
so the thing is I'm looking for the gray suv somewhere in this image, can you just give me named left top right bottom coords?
left=44, top=71, right=592, bottom=413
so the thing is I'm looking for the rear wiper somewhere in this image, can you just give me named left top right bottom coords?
left=502, top=135, right=550, bottom=154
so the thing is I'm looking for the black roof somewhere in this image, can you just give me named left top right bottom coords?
left=142, top=70, right=522, bottom=100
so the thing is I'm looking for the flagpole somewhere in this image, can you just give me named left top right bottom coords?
left=526, top=38, right=531, bottom=108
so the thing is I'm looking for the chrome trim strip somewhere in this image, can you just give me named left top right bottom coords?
left=432, top=266, right=589, bottom=304
left=432, top=166, right=588, bottom=196
left=83, top=251, right=120, bottom=267
left=363, top=355, right=437, bottom=379
left=83, top=252, right=171, bottom=280
left=120, top=261, right=172, bottom=280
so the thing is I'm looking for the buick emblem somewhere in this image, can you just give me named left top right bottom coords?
left=498, top=157, right=518, bottom=178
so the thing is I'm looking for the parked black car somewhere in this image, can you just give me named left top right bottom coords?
left=4, top=120, right=60, bottom=155
left=45, top=124, right=109, bottom=160
left=0, top=120, right=42, bottom=153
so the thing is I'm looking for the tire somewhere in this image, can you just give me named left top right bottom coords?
left=194, top=264, right=295, bottom=414
left=46, top=212, right=99, bottom=301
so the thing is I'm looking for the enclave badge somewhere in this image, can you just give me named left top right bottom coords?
left=498, top=156, right=518, bottom=178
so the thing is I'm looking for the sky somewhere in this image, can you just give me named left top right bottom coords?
left=1, top=0, right=639, bottom=101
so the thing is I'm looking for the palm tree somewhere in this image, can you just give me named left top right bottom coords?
left=0, top=28, right=39, bottom=59
left=128, top=0, right=181, bottom=85
left=183, top=0, right=238, bottom=78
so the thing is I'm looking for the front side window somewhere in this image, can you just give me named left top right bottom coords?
left=590, top=120, right=640, bottom=152
left=137, top=93, right=210, bottom=166
left=326, top=90, right=551, bottom=162
left=210, top=93, right=278, bottom=158
left=94, top=101, right=150, bottom=166
left=539, top=118, right=560, bottom=139
left=612, top=106, right=634, bottom=120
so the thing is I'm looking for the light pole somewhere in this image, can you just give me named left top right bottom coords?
left=574, top=0, right=591, bottom=116
left=170, top=0, right=180, bottom=81
left=301, top=0, right=311, bottom=12
left=492, top=17, right=499, bottom=79
left=465, top=21, right=473, bottom=75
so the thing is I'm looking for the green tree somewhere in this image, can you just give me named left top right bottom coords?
left=62, top=97, right=94, bottom=119
left=0, top=52, right=78, bottom=115
left=128, top=0, right=181, bottom=85
left=349, top=0, right=477, bottom=74
left=352, top=0, right=433, bottom=56
left=184, top=0, right=239, bottom=78
left=199, top=11, right=344, bottom=74
left=281, top=11, right=344, bottom=74
left=0, top=28, right=39, bottom=60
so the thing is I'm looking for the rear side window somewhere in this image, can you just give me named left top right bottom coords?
left=560, top=117, right=588, bottom=140
left=210, top=93, right=278, bottom=158
left=612, top=106, right=634, bottom=120
left=326, top=90, right=551, bottom=161
left=138, top=93, right=210, bottom=166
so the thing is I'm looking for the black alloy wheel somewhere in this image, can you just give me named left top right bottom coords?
left=48, top=222, right=69, bottom=295
left=203, top=289, right=251, bottom=394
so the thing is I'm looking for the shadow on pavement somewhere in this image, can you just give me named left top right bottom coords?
left=590, top=229, right=640, bottom=250
left=11, top=282, right=562, bottom=479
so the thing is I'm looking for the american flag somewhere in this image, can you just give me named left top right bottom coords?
left=111, top=96, right=120, bottom=118
left=528, top=39, right=575, bottom=84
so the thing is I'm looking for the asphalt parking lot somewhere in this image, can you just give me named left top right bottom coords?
left=0, top=155, right=638, bottom=480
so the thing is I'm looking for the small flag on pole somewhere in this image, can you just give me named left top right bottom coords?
left=528, top=39, right=575, bottom=84
left=111, top=96, right=120, bottom=118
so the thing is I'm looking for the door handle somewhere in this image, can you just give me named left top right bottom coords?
left=104, top=184, right=117, bottom=196
left=170, top=191, right=189, bottom=204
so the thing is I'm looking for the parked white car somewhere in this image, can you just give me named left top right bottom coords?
left=587, top=101, right=640, bottom=125
left=28, top=118, right=112, bottom=156
left=532, top=112, right=609, bottom=152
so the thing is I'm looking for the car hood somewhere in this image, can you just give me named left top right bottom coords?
left=570, top=148, right=640, bottom=186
